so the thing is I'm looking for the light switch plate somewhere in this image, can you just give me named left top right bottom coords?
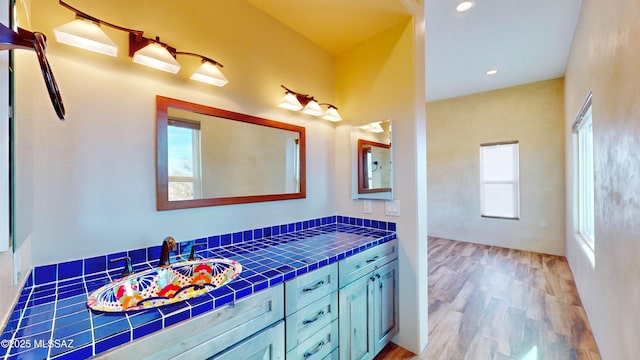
left=363, top=200, right=373, bottom=214
left=385, top=200, right=400, bottom=216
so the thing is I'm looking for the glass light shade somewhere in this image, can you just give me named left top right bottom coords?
left=133, top=42, right=181, bottom=74
left=456, top=1, right=475, bottom=12
left=190, top=61, right=228, bottom=87
left=53, top=19, right=117, bottom=57
left=278, top=92, right=303, bottom=111
left=302, top=99, right=324, bottom=116
left=323, top=106, right=342, bottom=122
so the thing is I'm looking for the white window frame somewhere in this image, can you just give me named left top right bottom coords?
left=479, top=141, right=520, bottom=220
left=167, top=118, right=202, bottom=201
left=573, top=92, right=594, bottom=251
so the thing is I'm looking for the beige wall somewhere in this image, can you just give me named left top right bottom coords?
left=0, top=252, right=14, bottom=327
left=426, top=79, right=566, bottom=255
left=16, top=0, right=336, bottom=267
left=334, top=1, right=428, bottom=353
left=564, top=0, right=640, bottom=358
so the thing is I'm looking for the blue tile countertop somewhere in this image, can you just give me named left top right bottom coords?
left=0, top=215, right=396, bottom=360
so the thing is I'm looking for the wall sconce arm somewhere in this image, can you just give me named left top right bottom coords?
left=59, top=0, right=144, bottom=39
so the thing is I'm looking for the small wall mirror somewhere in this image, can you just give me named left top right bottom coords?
left=156, top=96, right=306, bottom=210
left=351, top=120, right=393, bottom=200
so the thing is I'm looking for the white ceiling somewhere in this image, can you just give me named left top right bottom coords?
left=426, top=0, right=582, bottom=101
left=247, top=0, right=583, bottom=102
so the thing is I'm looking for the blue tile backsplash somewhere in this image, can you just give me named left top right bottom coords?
left=0, top=215, right=395, bottom=359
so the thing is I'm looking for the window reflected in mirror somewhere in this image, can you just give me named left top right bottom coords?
left=167, top=118, right=201, bottom=201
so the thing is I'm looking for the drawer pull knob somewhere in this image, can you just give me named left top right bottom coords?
left=303, top=280, right=325, bottom=292
left=303, top=340, right=325, bottom=359
left=302, top=310, right=326, bottom=325
left=366, top=255, right=380, bottom=263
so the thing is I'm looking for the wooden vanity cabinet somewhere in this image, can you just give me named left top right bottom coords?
left=338, top=240, right=399, bottom=360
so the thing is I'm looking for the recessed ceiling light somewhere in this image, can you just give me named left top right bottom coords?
left=456, top=1, right=475, bottom=12
left=486, top=69, right=498, bottom=75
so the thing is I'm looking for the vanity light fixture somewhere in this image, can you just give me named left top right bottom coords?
left=55, top=1, right=228, bottom=86
left=456, top=1, right=475, bottom=12
left=486, top=69, right=498, bottom=75
left=53, top=18, right=118, bottom=57
left=186, top=55, right=228, bottom=87
left=323, top=105, right=342, bottom=122
left=278, top=85, right=342, bottom=121
left=302, top=99, right=324, bottom=117
left=278, top=90, right=304, bottom=111
left=130, top=36, right=180, bottom=74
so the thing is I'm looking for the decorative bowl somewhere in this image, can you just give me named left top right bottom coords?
left=87, top=259, right=242, bottom=312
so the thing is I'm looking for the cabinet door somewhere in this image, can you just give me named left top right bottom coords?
left=339, top=273, right=375, bottom=360
left=373, top=259, right=399, bottom=354
left=210, top=321, right=285, bottom=360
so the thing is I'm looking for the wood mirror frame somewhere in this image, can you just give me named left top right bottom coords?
left=156, top=96, right=306, bottom=210
left=357, top=139, right=392, bottom=194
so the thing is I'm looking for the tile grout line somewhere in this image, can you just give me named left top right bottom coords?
left=45, top=279, right=62, bottom=359
left=82, top=272, right=97, bottom=358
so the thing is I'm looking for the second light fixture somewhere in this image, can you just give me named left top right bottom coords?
left=278, top=85, right=342, bottom=122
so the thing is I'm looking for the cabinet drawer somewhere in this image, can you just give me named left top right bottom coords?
left=338, top=239, right=397, bottom=287
left=96, top=284, right=284, bottom=360
left=322, top=348, right=338, bottom=360
left=285, top=263, right=338, bottom=316
left=286, top=320, right=338, bottom=360
left=285, top=292, right=338, bottom=353
left=210, top=321, right=285, bottom=360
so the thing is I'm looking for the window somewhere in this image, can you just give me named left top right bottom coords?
left=167, top=118, right=201, bottom=201
left=480, top=142, right=520, bottom=219
left=573, top=92, right=594, bottom=250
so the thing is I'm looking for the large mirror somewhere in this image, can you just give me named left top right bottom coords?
left=156, top=96, right=306, bottom=210
left=351, top=120, right=393, bottom=200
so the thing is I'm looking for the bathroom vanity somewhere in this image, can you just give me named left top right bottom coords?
left=0, top=216, right=397, bottom=360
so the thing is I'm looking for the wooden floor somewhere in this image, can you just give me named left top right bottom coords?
left=374, top=237, right=600, bottom=360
